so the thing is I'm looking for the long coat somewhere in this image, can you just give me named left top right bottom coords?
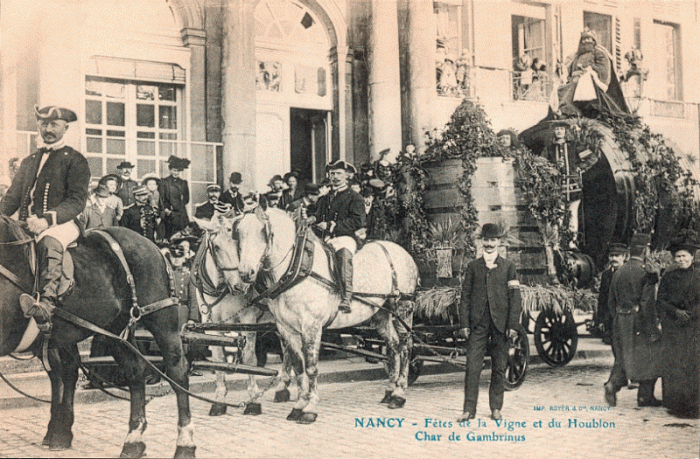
left=116, top=178, right=138, bottom=208
left=0, top=146, right=90, bottom=226
left=159, top=175, right=189, bottom=238
left=608, top=257, right=662, bottom=380
left=120, top=203, right=158, bottom=241
left=656, top=265, right=700, bottom=416
left=459, top=256, right=521, bottom=333
left=314, top=187, right=365, bottom=239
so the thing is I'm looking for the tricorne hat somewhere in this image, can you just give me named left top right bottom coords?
left=479, top=223, right=505, bottom=239
left=34, top=105, right=77, bottom=123
left=326, top=159, right=357, bottom=175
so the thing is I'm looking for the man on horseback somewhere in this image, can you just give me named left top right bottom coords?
left=0, top=105, right=90, bottom=332
left=311, top=160, right=365, bottom=313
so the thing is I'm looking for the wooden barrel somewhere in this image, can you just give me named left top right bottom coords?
left=424, top=157, right=548, bottom=285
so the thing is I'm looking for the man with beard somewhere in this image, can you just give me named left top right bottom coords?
left=219, top=171, right=245, bottom=214
left=120, top=185, right=158, bottom=241
left=557, top=29, right=620, bottom=117
left=194, top=183, right=230, bottom=220
left=457, top=224, right=521, bottom=422
left=1, top=106, right=90, bottom=331
left=115, top=161, right=138, bottom=208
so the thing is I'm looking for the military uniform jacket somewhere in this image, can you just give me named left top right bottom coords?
left=116, top=179, right=138, bottom=208
left=314, top=187, right=365, bottom=238
left=0, top=146, right=90, bottom=226
left=194, top=201, right=216, bottom=220
left=160, top=176, right=189, bottom=213
left=459, top=256, right=522, bottom=333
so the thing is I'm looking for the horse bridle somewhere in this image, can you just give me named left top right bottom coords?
left=235, top=206, right=275, bottom=281
left=206, top=230, right=239, bottom=273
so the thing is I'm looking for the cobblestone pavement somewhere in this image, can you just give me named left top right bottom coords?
left=0, top=356, right=697, bottom=459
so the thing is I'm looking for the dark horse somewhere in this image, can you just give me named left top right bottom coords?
left=0, top=215, right=195, bottom=458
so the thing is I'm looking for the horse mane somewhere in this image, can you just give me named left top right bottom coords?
left=0, top=214, right=30, bottom=243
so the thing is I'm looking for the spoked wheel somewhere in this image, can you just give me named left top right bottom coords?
left=534, top=309, right=578, bottom=367
left=504, top=325, right=529, bottom=391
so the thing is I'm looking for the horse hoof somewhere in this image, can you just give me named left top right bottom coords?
left=379, top=390, right=393, bottom=404
left=297, top=412, right=318, bottom=424
left=120, top=441, right=146, bottom=458
left=274, top=388, right=291, bottom=403
left=174, top=445, right=197, bottom=458
left=48, top=434, right=72, bottom=451
left=243, top=402, right=262, bottom=415
left=286, top=408, right=303, bottom=421
left=388, top=396, right=406, bottom=409
left=208, top=403, right=227, bottom=416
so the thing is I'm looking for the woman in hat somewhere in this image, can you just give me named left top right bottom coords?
left=281, top=172, right=303, bottom=210
left=98, top=173, right=124, bottom=221
left=160, top=156, right=191, bottom=239
left=656, top=232, right=700, bottom=418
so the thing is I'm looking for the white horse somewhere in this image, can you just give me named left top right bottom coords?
left=230, top=206, right=419, bottom=424
left=192, top=215, right=294, bottom=415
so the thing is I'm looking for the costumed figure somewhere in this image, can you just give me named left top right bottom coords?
left=0, top=105, right=90, bottom=331
left=120, top=185, right=158, bottom=242
left=457, top=224, right=521, bottom=422
left=311, top=160, right=366, bottom=313
left=557, top=28, right=629, bottom=117
left=160, top=155, right=190, bottom=239
left=603, top=234, right=662, bottom=408
left=656, top=232, right=700, bottom=418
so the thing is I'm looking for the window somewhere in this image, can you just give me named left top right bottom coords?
left=652, top=21, right=682, bottom=101
left=583, top=11, right=612, bottom=54
left=511, top=15, right=550, bottom=101
left=434, top=2, right=467, bottom=97
left=84, top=76, right=183, bottom=178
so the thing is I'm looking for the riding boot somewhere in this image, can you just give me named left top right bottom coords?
left=19, top=236, right=63, bottom=332
left=336, top=248, right=353, bottom=314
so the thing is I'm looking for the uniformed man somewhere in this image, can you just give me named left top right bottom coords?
left=160, top=156, right=190, bottom=239
left=219, top=172, right=245, bottom=214
left=120, top=185, right=158, bottom=241
left=194, top=183, right=230, bottom=220
left=288, top=182, right=321, bottom=224
left=0, top=105, right=90, bottom=331
left=115, top=161, right=138, bottom=208
left=311, top=160, right=365, bottom=313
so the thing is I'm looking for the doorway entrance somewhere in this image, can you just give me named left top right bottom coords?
left=290, top=108, right=329, bottom=185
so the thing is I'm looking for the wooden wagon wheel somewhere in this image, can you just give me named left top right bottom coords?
left=534, top=309, right=578, bottom=367
left=504, top=324, right=529, bottom=391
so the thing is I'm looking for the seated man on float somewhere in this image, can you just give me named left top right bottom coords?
left=309, top=160, right=365, bottom=313
left=194, top=183, right=231, bottom=221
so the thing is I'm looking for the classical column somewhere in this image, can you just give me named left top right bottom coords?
left=406, top=0, right=435, bottom=153
left=182, top=28, right=207, bottom=142
left=221, top=0, right=257, bottom=190
left=367, top=0, right=402, bottom=162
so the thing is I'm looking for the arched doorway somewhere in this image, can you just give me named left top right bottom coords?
left=253, top=0, right=334, bottom=189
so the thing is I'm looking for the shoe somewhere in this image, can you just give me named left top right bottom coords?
left=19, top=294, right=54, bottom=332
left=491, top=409, right=502, bottom=420
left=338, top=300, right=351, bottom=314
left=457, top=412, right=475, bottom=422
left=604, top=383, right=617, bottom=407
left=637, top=397, right=662, bottom=407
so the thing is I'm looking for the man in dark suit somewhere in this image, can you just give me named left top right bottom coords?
left=219, top=172, right=245, bottom=215
left=457, top=223, right=521, bottom=422
left=194, top=183, right=230, bottom=220
left=120, top=185, right=158, bottom=241
left=311, top=160, right=365, bottom=313
left=595, top=243, right=628, bottom=344
left=1, top=105, right=90, bottom=331
left=115, top=161, right=138, bottom=208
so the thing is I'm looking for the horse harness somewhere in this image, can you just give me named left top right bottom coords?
left=248, top=223, right=403, bottom=309
left=190, top=231, right=234, bottom=315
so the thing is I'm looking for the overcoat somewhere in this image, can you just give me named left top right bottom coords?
left=0, top=146, right=90, bottom=226
left=458, top=256, right=521, bottom=333
left=608, top=257, right=662, bottom=380
left=116, top=178, right=138, bottom=208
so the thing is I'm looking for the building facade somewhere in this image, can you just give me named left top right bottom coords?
left=2, top=0, right=699, bottom=203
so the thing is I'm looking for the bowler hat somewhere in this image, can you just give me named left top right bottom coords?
left=34, top=105, right=77, bottom=123
left=117, top=161, right=135, bottom=169
left=167, top=156, right=190, bottom=170
left=304, top=183, right=321, bottom=196
left=607, top=242, right=629, bottom=256
left=132, top=185, right=149, bottom=197
left=479, top=223, right=505, bottom=239
left=229, top=172, right=242, bottom=184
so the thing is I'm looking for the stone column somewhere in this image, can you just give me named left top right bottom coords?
left=367, top=0, right=402, bottom=162
left=182, top=28, right=207, bottom=142
left=406, top=0, right=435, bottom=154
left=221, top=0, right=257, bottom=190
